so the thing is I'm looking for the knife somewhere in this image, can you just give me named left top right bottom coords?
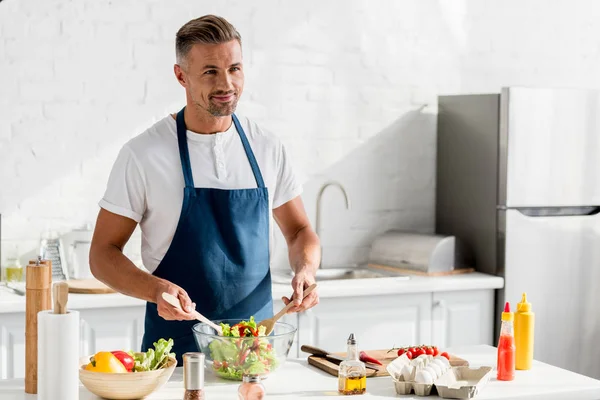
left=301, top=345, right=379, bottom=371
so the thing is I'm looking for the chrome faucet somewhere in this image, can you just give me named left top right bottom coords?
left=315, top=181, right=351, bottom=269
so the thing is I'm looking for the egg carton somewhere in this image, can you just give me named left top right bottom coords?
left=393, top=376, right=436, bottom=396
left=387, top=354, right=493, bottom=399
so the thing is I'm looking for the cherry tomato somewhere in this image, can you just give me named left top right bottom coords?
left=425, top=347, right=434, bottom=356
left=405, top=351, right=413, bottom=360
left=409, top=347, right=418, bottom=354
left=397, top=348, right=405, bottom=357
left=440, top=352, right=450, bottom=360
left=414, top=348, right=425, bottom=357
left=433, top=347, right=440, bottom=356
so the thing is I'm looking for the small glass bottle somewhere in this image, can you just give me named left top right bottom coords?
left=497, top=302, right=516, bottom=381
left=5, top=257, right=23, bottom=282
left=338, top=333, right=367, bottom=395
left=183, top=352, right=205, bottom=400
left=238, top=374, right=266, bottom=400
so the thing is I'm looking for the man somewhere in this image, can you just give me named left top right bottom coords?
left=89, top=15, right=320, bottom=360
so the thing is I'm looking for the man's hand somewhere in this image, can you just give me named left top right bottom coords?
left=273, top=196, right=321, bottom=314
left=282, top=270, right=319, bottom=313
left=155, top=280, right=197, bottom=321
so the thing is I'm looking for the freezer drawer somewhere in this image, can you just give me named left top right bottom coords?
left=502, top=209, right=600, bottom=378
left=502, top=87, right=600, bottom=207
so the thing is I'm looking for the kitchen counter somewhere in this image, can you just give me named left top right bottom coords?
left=0, top=272, right=503, bottom=313
left=1, top=345, right=599, bottom=399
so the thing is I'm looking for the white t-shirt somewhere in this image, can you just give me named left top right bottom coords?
left=99, top=114, right=302, bottom=273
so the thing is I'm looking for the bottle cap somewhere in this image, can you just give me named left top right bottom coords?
left=347, top=333, right=356, bottom=345
left=501, top=301, right=514, bottom=322
left=183, top=352, right=205, bottom=390
left=242, top=374, right=262, bottom=383
left=517, top=292, right=531, bottom=312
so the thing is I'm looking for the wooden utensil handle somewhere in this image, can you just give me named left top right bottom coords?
left=161, top=292, right=222, bottom=333
left=274, top=283, right=317, bottom=320
left=192, top=310, right=222, bottom=332
left=300, top=344, right=330, bottom=357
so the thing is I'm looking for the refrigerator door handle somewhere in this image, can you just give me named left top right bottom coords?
left=514, top=206, right=600, bottom=217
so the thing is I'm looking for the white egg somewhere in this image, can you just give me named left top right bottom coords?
left=415, top=369, right=434, bottom=384
left=401, top=364, right=414, bottom=381
left=423, top=366, right=438, bottom=380
left=434, top=355, right=450, bottom=368
left=410, top=358, right=424, bottom=369
left=433, top=359, right=449, bottom=372
left=428, top=363, right=442, bottom=378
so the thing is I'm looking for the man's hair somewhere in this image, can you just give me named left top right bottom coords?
left=176, top=15, right=242, bottom=67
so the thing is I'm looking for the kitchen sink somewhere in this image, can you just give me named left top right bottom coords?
left=271, top=266, right=409, bottom=283
left=314, top=267, right=388, bottom=280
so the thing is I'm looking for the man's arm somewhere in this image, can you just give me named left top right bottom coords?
left=89, top=208, right=195, bottom=321
left=273, top=196, right=320, bottom=313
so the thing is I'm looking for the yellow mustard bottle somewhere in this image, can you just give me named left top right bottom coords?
left=514, top=293, right=535, bottom=370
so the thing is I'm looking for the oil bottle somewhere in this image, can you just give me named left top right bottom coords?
left=338, top=333, right=366, bottom=395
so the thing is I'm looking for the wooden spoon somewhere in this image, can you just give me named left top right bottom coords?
left=161, top=292, right=223, bottom=336
left=258, top=283, right=317, bottom=335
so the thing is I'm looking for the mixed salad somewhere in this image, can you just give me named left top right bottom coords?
left=208, top=317, right=278, bottom=380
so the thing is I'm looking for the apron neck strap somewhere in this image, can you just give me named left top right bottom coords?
left=232, top=114, right=265, bottom=189
left=176, top=107, right=195, bottom=189
left=175, top=107, right=266, bottom=189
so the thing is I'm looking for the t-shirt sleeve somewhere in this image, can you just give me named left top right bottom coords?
left=272, top=140, right=303, bottom=209
left=98, top=145, right=146, bottom=223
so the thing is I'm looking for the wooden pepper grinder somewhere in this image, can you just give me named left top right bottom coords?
left=29, top=257, right=52, bottom=306
left=25, top=257, right=52, bottom=394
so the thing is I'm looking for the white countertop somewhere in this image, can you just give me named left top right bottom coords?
left=1, top=345, right=599, bottom=399
left=0, top=272, right=503, bottom=313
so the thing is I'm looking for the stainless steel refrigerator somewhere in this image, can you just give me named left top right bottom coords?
left=436, top=87, right=600, bottom=379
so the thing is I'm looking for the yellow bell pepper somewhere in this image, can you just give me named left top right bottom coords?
left=85, top=351, right=128, bottom=373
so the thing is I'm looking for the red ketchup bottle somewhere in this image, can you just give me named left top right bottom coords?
left=497, top=301, right=516, bottom=381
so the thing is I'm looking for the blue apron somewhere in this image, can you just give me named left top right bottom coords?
left=142, top=107, right=273, bottom=363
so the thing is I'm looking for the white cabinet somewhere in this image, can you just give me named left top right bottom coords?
left=0, top=313, right=25, bottom=380
left=79, top=307, right=146, bottom=357
left=298, top=293, right=433, bottom=353
left=298, top=289, right=495, bottom=355
left=431, top=290, right=494, bottom=348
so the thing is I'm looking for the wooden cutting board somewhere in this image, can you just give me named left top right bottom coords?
left=66, top=279, right=115, bottom=294
left=368, top=263, right=475, bottom=277
left=307, top=349, right=469, bottom=378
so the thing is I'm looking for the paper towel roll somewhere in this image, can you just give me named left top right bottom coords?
left=38, top=309, right=80, bottom=400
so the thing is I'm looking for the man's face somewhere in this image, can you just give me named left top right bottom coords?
left=177, top=40, right=244, bottom=117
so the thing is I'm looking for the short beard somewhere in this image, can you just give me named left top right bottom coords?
left=190, top=91, right=238, bottom=117
left=206, top=97, right=238, bottom=117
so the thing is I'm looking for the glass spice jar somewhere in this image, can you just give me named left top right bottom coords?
left=238, top=374, right=265, bottom=400
left=183, top=352, right=205, bottom=400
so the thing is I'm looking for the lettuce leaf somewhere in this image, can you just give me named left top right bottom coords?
left=133, top=338, right=175, bottom=372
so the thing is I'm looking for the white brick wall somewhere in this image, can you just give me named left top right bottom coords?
left=2, top=0, right=600, bottom=270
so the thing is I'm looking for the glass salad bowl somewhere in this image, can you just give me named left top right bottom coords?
left=192, top=318, right=297, bottom=381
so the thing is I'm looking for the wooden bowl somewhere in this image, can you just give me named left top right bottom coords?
left=79, top=355, right=177, bottom=399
